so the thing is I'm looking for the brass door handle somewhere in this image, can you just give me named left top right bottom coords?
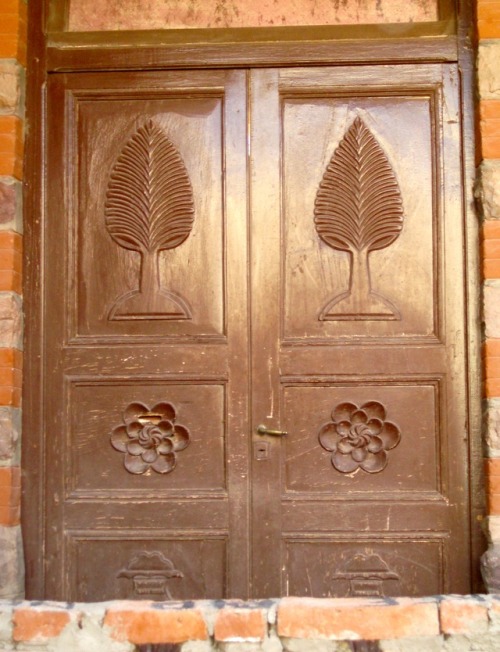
left=256, top=424, right=287, bottom=437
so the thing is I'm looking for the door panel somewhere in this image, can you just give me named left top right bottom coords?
left=70, top=536, right=227, bottom=601
left=282, top=92, right=436, bottom=340
left=282, top=383, right=439, bottom=496
left=42, top=64, right=471, bottom=600
left=284, top=539, right=443, bottom=598
left=250, top=65, right=469, bottom=597
left=68, top=381, right=226, bottom=494
left=75, top=92, right=226, bottom=339
left=45, top=69, right=250, bottom=600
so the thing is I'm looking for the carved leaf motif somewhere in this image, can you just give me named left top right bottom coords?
left=105, top=119, right=195, bottom=253
left=314, top=117, right=404, bottom=253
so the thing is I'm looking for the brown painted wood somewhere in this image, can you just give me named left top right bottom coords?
left=45, top=0, right=457, bottom=72
left=22, top=0, right=49, bottom=598
left=457, top=0, right=487, bottom=592
left=24, top=0, right=482, bottom=600
left=42, top=69, right=250, bottom=600
left=438, top=0, right=456, bottom=20
left=46, top=31, right=458, bottom=73
left=249, top=63, right=471, bottom=598
left=35, top=61, right=474, bottom=600
left=46, top=0, right=67, bottom=33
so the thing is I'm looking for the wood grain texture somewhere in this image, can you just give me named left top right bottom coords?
left=46, top=33, right=458, bottom=73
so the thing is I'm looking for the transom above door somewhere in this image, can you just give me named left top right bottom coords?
left=41, top=64, right=471, bottom=600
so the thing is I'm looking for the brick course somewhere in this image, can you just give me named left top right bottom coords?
left=439, top=597, right=489, bottom=635
left=0, top=598, right=498, bottom=650
left=13, top=608, right=71, bottom=642
left=0, top=0, right=27, bottom=66
left=214, top=607, right=267, bottom=642
left=483, top=220, right=500, bottom=278
left=104, top=603, right=208, bottom=644
left=478, top=0, right=500, bottom=39
left=277, top=597, right=440, bottom=641
left=0, top=466, right=20, bottom=525
left=479, top=100, right=500, bottom=160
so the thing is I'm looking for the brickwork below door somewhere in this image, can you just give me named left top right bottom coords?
left=1, top=596, right=500, bottom=651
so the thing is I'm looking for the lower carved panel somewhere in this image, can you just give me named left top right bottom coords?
left=67, top=380, right=226, bottom=495
left=283, top=538, right=444, bottom=597
left=283, top=382, right=440, bottom=495
left=66, top=533, right=227, bottom=601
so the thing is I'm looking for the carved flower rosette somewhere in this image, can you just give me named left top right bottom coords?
left=110, top=401, right=190, bottom=475
left=318, top=401, right=400, bottom=474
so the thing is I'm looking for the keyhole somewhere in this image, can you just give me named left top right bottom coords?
left=254, top=441, right=269, bottom=460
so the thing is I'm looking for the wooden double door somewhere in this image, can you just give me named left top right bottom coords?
left=42, top=63, right=471, bottom=600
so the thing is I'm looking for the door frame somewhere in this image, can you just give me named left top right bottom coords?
left=22, top=0, right=484, bottom=597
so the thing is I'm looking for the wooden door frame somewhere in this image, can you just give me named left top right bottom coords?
left=23, top=0, right=484, bottom=598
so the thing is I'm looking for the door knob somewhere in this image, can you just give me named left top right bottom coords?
left=256, top=424, right=288, bottom=437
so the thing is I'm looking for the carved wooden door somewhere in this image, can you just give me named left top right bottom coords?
left=43, top=63, right=471, bottom=600
left=45, top=69, right=250, bottom=600
left=249, top=66, right=470, bottom=598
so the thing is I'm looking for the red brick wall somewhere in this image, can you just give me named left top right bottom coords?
left=478, top=0, right=500, bottom=39
left=0, top=0, right=25, bottom=600
left=478, top=1, right=500, bottom=558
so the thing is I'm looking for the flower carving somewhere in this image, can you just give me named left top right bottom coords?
left=110, top=401, right=190, bottom=475
left=318, top=401, right=401, bottom=474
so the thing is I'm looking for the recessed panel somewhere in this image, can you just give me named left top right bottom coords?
left=67, top=381, right=226, bottom=495
left=283, top=95, right=437, bottom=341
left=68, top=534, right=226, bottom=601
left=73, top=93, right=225, bottom=340
left=284, top=538, right=443, bottom=597
left=283, top=382, right=440, bottom=495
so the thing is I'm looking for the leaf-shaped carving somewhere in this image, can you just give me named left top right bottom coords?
left=314, top=117, right=404, bottom=254
left=105, top=119, right=195, bottom=254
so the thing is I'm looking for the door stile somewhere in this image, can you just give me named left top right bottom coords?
left=224, top=69, right=252, bottom=598
left=249, top=69, right=284, bottom=598
left=435, top=62, right=471, bottom=592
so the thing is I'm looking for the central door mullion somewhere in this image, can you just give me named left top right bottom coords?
left=224, top=70, right=252, bottom=599
left=249, top=69, right=284, bottom=598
